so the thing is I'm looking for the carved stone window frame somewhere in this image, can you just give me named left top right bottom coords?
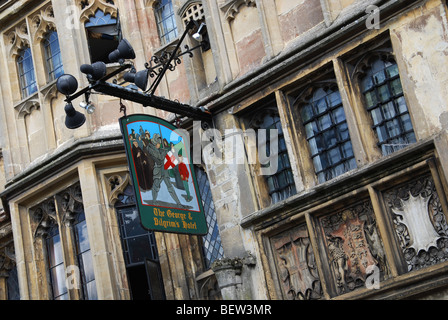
left=153, top=0, right=179, bottom=47
left=293, top=80, right=357, bottom=184
left=339, top=31, right=419, bottom=162
left=77, top=0, right=117, bottom=25
left=76, top=0, right=120, bottom=64
left=179, top=1, right=205, bottom=28
left=237, top=94, right=298, bottom=210
left=351, top=49, right=417, bottom=157
left=29, top=182, right=89, bottom=300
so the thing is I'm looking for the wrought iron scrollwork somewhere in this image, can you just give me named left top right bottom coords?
left=143, top=42, right=204, bottom=95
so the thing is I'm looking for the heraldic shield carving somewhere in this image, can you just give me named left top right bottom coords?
left=320, top=200, right=390, bottom=296
left=384, top=173, right=448, bottom=272
left=271, top=224, right=323, bottom=300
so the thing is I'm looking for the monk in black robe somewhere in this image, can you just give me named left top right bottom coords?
left=131, top=140, right=153, bottom=191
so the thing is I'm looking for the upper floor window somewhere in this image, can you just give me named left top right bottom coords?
left=85, top=9, right=120, bottom=63
left=154, top=0, right=178, bottom=45
left=17, top=47, right=37, bottom=98
left=243, top=101, right=297, bottom=205
left=43, top=31, right=64, bottom=82
left=359, top=54, right=416, bottom=155
left=260, top=112, right=297, bottom=203
left=298, top=84, right=357, bottom=183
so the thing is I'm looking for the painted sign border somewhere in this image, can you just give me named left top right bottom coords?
left=120, top=114, right=207, bottom=235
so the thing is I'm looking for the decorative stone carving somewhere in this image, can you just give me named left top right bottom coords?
left=58, top=183, right=83, bottom=226
left=271, top=224, right=322, bottom=300
left=78, top=0, right=117, bottom=24
left=5, top=22, right=30, bottom=58
left=31, top=184, right=84, bottom=237
left=320, top=200, right=389, bottom=295
left=108, top=173, right=131, bottom=206
left=351, top=49, right=395, bottom=79
left=211, top=252, right=255, bottom=300
left=384, top=174, right=448, bottom=272
left=0, top=242, right=15, bottom=278
left=197, top=272, right=223, bottom=300
left=180, top=1, right=205, bottom=26
left=31, top=198, right=57, bottom=238
left=392, top=193, right=441, bottom=253
left=220, top=0, right=256, bottom=22
left=15, top=97, right=40, bottom=117
left=30, top=3, right=56, bottom=42
left=246, top=105, right=279, bottom=129
left=41, top=81, right=60, bottom=104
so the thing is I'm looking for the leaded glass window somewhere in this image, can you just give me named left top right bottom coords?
left=114, top=183, right=165, bottom=300
left=155, top=0, right=178, bottom=45
left=7, top=266, right=20, bottom=300
left=360, top=56, right=416, bottom=155
left=115, top=185, right=159, bottom=265
left=43, top=31, right=64, bottom=82
left=300, top=85, right=357, bottom=183
left=195, top=167, right=224, bottom=269
left=17, top=47, right=37, bottom=98
left=73, top=211, right=97, bottom=300
left=260, top=113, right=297, bottom=203
left=46, top=224, right=68, bottom=300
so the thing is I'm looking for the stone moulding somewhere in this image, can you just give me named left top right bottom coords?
left=220, top=0, right=256, bottom=22
left=78, top=0, right=117, bottom=24
left=6, top=22, right=30, bottom=58
left=14, top=94, right=40, bottom=118
left=31, top=4, right=56, bottom=42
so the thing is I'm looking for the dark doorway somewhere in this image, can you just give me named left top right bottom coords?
left=127, top=264, right=150, bottom=300
left=114, top=184, right=166, bottom=300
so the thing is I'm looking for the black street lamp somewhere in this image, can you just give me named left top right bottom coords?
left=56, top=20, right=212, bottom=129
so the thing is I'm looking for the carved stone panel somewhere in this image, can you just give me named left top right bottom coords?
left=383, top=174, right=448, bottom=272
left=271, top=224, right=322, bottom=300
left=319, top=200, right=389, bottom=295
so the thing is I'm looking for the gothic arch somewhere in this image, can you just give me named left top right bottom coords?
left=220, top=0, right=256, bottom=22
left=179, top=1, right=205, bottom=26
left=77, top=0, right=118, bottom=24
left=30, top=4, right=57, bottom=42
left=6, top=22, right=30, bottom=58
left=351, top=49, right=395, bottom=80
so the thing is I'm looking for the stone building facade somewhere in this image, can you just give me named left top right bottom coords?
left=1, top=0, right=448, bottom=300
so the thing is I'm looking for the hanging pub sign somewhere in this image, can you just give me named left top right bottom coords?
left=119, top=114, right=207, bottom=235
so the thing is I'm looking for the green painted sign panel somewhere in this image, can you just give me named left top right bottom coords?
left=120, top=114, right=207, bottom=235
